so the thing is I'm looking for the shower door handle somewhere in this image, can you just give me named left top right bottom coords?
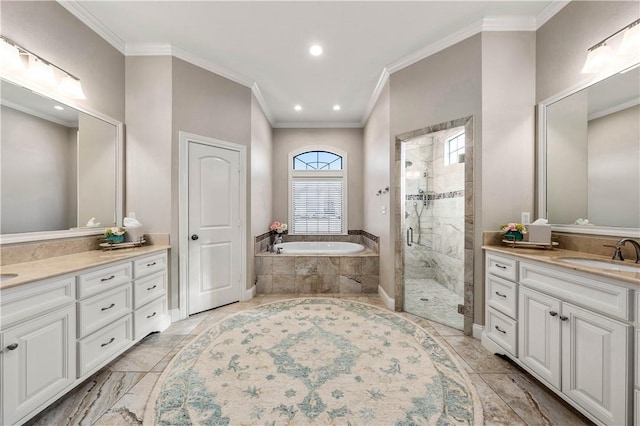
left=407, top=227, right=413, bottom=246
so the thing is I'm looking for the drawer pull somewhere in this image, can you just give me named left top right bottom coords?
left=147, top=284, right=157, bottom=291
left=146, top=262, right=157, bottom=267
left=101, top=275, right=116, bottom=282
left=495, top=264, right=507, bottom=270
left=559, top=315, right=569, bottom=321
left=549, top=311, right=558, bottom=317
left=101, top=303, right=116, bottom=311
left=101, top=337, right=115, bottom=347
left=495, top=291, right=507, bottom=298
left=6, top=343, right=19, bottom=351
left=147, top=311, right=157, bottom=319
left=494, top=325, right=507, bottom=334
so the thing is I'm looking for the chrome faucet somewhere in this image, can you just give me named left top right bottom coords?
left=608, top=238, right=640, bottom=263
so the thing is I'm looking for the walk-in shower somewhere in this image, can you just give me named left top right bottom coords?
left=401, top=126, right=466, bottom=330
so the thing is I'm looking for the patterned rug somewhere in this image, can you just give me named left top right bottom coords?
left=144, top=298, right=482, bottom=425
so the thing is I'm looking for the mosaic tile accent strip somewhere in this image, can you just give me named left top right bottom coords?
left=405, top=190, right=464, bottom=202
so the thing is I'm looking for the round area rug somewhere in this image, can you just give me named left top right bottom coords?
left=144, top=298, right=482, bottom=425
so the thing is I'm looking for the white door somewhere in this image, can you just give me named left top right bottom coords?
left=561, top=302, right=631, bottom=426
left=188, top=142, right=242, bottom=314
left=518, top=286, right=561, bottom=389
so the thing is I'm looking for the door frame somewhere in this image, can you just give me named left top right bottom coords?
left=178, top=131, right=247, bottom=319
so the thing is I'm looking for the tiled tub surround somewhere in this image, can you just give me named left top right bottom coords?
left=254, top=250, right=379, bottom=294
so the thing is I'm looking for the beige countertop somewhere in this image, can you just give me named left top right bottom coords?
left=484, top=245, right=640, bottom=287
left=0, top=245, right=171, bottom=290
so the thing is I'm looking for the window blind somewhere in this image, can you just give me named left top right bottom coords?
left=292, top=179, right=344, bottom=234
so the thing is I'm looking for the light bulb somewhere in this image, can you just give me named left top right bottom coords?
left=59, top=75, right=86, bottom=100
left=618, top=24, right=640, bottom=55
left=27, top=57, right=57, bottom=87
left=0, top=40, right=25, bottom=73
left=581, top=44, right=616, bottom=74
left=309, top=45, right=323, bottom=56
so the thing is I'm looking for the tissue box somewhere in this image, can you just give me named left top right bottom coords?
left=527, top=224, right=551, bottom=244
left=125, top=227, right=145, bottom=243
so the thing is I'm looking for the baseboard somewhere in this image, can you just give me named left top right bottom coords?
left=472, top=324, right=484, bottom=340
left=377, top=285, right=394, bottom=310
left=169, top=308, right=182, bottom=323
left=244, top=285, right=256, bottom=301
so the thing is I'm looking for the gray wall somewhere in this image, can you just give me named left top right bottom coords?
left=0, top=1, right=125, bottom=122
left=251, top=93, right=274, bottom=284
left=536, top=1, right=639, bottom=103
left=272, top=128, right=364, bottom=233
left=1, top=106, right=76, bottom=234
left=363, top=82, right=392, bottom=297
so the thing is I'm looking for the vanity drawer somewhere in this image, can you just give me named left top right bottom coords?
left=134, top=296, right=166, bottom=340
left=519, top=261, right=632, bottom=321
left=133, top=271, right=166, bottom=309
left=77, top=283, right=131, bottom=338
left=78, top=314, right=132, bottom=377
left=486, top=307, right=517, bottom=357
left=486, top=253, right=518, bottom=281
left=78, top=262, right=131, bottom=299
left=133, top=252, right=167, bottom=279
left=1, top=276, right=75, bottom=327
left=486, top=275, right=518, bottom=319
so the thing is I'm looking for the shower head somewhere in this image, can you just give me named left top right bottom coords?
left=405, top=161, right=413, bottom=168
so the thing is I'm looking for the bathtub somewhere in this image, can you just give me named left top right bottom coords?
left=273, top=241, right=365, bottom=255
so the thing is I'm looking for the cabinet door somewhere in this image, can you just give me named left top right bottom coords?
left=2, top=305, right=76, bottom=425
left=561, top=302, right=632, bottom=426
left=519, top=286, right=561, bottom=389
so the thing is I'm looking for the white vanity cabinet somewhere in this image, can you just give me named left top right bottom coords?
left=483, top=250, right=636, bottom=426
left=635, top=292, right=639, bottom=426
left=0, top=248, right=170, bottom=426
left=484, top=253, right=519, bottom=357
left=0, top=277, right=76, bottom=426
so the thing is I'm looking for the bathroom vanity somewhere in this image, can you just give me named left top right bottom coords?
left=0, top=246, right=170, bottom=426
left=482, top=245, right=639, bottom=426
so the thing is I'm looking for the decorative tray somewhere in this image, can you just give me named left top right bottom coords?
left=501, top=239, right=558, bottom=250
left=100, top=239, right=146, bottom=250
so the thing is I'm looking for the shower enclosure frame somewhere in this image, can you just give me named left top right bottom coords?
left=394, top=116, right=475, bottom=335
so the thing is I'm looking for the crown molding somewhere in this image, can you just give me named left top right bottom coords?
left=251, top=83, right=275, bottom=127
left=481, top=15, right=536, bottom=31
left=360, top=68, right=390, bottom=127
left=57, top=0, right=126, bottom=53
left=536, top=1, right=571, bottom=29
left=125, top=43, right=173, bottom=56
left=273, top=121, right=363, bottom=129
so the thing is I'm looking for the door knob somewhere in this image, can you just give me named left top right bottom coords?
left=191, top=234, right=199, bottom=241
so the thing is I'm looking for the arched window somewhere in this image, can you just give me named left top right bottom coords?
left=288, top=147, right=347, bottom=235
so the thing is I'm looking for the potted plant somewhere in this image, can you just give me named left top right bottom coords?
left=105, top=226, right=126, bottom=244
left=500, top=223, right=527, bottom=241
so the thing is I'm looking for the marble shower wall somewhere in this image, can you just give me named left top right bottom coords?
left=404, top=127, right=465, bottom=297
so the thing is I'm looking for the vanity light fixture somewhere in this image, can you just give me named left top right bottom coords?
left=294, top=104, right=302, bottom=111
left=581, top=18, right=640, bottom=74
left=0, top=35, right=86, bottom=99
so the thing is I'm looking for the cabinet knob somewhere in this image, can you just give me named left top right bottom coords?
left=549, top=311, right=558, bottom=317
left=559, top=315, right=569, bottom=321
left=191, top=234, right=199, bottom=241
left=6, top=343, right=18, bottom=351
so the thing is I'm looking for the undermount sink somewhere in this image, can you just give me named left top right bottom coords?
left=0, top=273, right=18, bottom=282
left=558, top=257, right=640, bottom=273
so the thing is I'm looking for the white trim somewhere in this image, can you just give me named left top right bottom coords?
left=274, top=121, right=362, bottom=129
left=588, top=98, right=640, bottom=121
left=0, top=99, right=77, bottom=127
left=244, top=285, right=256, bottom=301
left=536, top=1, right=571, bottom=29
left=125, top=43, right=173, bottom=56
left=378, top=285, right=395, bottom=311
left=169, top=308, right=182, bottom=323
left=360, top=68, right=390, bottom=127
left=0, top=228, right=104, bottom=245
left=472, top=324, right=484, bottom=340
left=481, top=15, right=536, bottom=31
left=56, top=0, right=126, bottom=53
left=178, top=132, right=248, bottom=319
left=251, top=83, right=275, bottom=127
left=550, top=225, right=640, bottom=238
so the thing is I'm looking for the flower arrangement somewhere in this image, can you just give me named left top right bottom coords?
left=270, top=221, right=288, bottom=234
left=105, top=226, right=126, bottom=243
left=500, top=223, right=527, bottom=233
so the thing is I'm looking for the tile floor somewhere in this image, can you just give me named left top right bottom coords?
left=404, top=278, right=464, bottom=331
left=27, top=294, right=593, bottom=426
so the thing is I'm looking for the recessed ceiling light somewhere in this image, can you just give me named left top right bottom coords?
left=309, top=45, right=323, bottom=56
left=54, top=105, right=64, bottom=111
left=294, top=105, right=302, bottom=111
left=333, top=105, right=341, bottom=111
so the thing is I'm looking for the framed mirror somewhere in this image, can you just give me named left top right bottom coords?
left=537, top=62, right=640, bottom=238
left=0, top=78, right=124, bottom=244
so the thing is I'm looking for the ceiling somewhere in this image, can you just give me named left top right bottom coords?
left=63, top=1, right=564, bottom=127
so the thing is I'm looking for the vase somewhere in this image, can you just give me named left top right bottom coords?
left=106, top=234, right=125, bottom=244
left=273, top=233, right=283, bottom=245
left=503, top=230, right=523, bottom=241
